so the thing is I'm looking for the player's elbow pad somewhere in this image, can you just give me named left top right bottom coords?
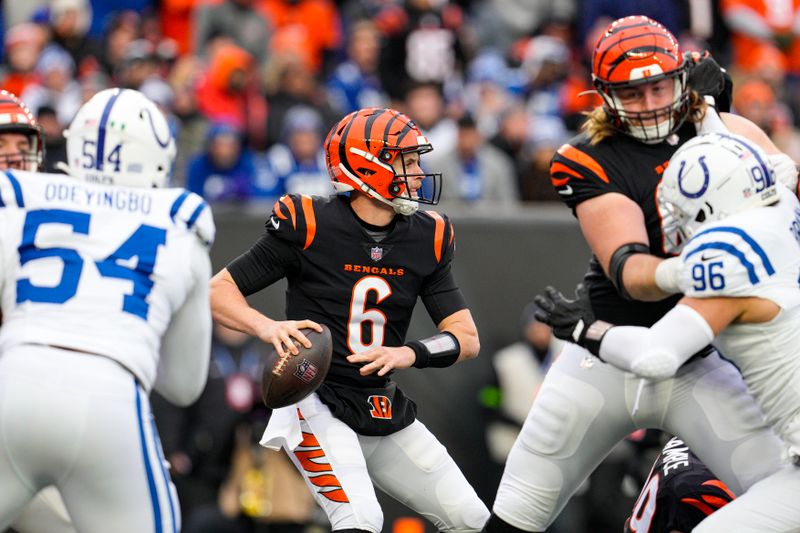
left=630, top=349, right=681, bottom=380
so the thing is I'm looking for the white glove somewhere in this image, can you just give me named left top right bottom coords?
left=769, top=153, right=798, bottom=192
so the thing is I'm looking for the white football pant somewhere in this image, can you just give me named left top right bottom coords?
left=493, top=343, right=785, bottom=532
left=270, top=392, right=489, bottom=532
left=0, top=346, right=180, bottom=533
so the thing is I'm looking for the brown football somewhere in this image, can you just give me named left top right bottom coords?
left=261, top=325, right=332, bottom=409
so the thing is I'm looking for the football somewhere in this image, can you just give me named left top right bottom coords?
left=261, top=325, right=333, bottom=409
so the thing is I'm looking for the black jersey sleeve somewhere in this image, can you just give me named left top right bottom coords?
left=420, top=214, right=467, bottom=324
left=226, top=231, right=300, bottom=296
left=266, top=194, right=318, bottom=249
left=550, top=141, right=623, bottom=210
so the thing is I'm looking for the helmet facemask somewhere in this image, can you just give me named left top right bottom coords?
left=0, top=90, right=45, bottom=172
left=657, top=132, right=779, bottom=254
left=0, top=130, right=43, bottom=171
left=382, top=145, right=441, bottom=207
left=597, top=69, right=690, bottom=144
left=591, top=16, right=690, bottom=144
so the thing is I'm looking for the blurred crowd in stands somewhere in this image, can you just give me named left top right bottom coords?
left=6, top=2, right=798, bottom=530
left=5, top=0, right=800, bottom=208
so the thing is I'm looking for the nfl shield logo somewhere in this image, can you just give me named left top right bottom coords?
left=370, top=246, right=384, bottom=262
left=294, top=359, right=318, bottom=383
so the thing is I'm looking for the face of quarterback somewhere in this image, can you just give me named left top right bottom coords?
left=390, top=151, right=425, bottom=198
left=0, top=132, right=32, bottom=170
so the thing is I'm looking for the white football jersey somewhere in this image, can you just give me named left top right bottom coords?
left=0, top=169, right=215, bottom=391
left=679, top=185, right=800, bottom=448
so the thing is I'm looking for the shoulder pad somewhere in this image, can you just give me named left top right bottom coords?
left=169, top=189, right=215, bottom=247
left=268, top=194, right=317, bottom=250
left=551, top=143, right=610, bottom=185
left=680, top=224, right=776, bottom=298
left=421, top=209, right=454, bottom=263
left=0, top=170, right=27, bottom=208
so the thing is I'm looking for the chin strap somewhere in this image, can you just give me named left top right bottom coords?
left=337, top=162, right=419, bottom=215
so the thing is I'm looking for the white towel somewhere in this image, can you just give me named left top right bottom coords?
left=260, top=405, right=303, bottom=451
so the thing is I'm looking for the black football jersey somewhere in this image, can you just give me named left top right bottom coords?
left=625, top=437, right=735, bottom=533
left=550, top=122, right=697, bottom=326
left=226, top=194, right=466, bottom=390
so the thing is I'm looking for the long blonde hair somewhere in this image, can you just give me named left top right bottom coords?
left=581, top=90, right=707, bottom=145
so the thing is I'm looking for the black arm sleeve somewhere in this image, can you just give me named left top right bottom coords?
left=420, top=260, right=467, bottom=325
left=226, top=232, right=300, bottom=296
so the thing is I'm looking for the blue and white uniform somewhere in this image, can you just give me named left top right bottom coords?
left=675, top=187, right=800, bottom=531
left=0, top=169, right=214, bottom=533
left=592, top=186, right=800, bottom=532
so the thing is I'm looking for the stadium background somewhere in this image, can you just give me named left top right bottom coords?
left=3, top=0, right=797, bottom=530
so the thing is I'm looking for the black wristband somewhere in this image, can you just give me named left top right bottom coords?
left=608, top=243, right=650, bottom=300
left=407, top=332, right=461, bottom=368
left=582, top=320, right=615, bottom=358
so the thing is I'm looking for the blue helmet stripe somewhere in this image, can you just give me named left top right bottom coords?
left=4, top=170, right=25, bottom=207
left=714, top=132, right=773, bottom=188
left=692, top=226, right=774, bottom=275
left=686, top=242, right=760, bottom=284
left=96, top=89, right=123, bottom=171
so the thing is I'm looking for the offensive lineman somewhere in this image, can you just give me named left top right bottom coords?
left=210, top=107, right=489, bottom=532
left=536, top=132, right=800, bottom=531
left=0, top=88, right=215, bottom=533
left=486, top=16, right=792, bottom=533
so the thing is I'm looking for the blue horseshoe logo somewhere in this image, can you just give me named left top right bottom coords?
left=677, top=156, right=710, bottom=199
left=142, top=108, right=172, bottom=148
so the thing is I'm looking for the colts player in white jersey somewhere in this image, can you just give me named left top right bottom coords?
left=0, top=88, right=215, bottom=533
left=535, top=132, right=800, bottom=531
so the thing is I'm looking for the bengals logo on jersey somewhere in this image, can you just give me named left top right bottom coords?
left=367, top=394, right=392, bottom=419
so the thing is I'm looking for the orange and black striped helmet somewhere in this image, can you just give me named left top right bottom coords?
left=324, top=107, right=441, bottom=215
left=592, top=16, right=690, bottom=143
left=0, top=90, right=44, bottom=171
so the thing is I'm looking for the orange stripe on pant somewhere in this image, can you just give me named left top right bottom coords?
left=293, top=412, right=350, bottom=503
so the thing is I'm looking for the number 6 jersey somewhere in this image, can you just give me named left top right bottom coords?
left=0, top=170, right=215, bottom=392
left=226, top=194, right=466, bottom=433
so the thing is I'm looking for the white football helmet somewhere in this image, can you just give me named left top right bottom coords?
left=63, top=88, right=176, bottom=188
left=658, top=132, right=778, bottom=253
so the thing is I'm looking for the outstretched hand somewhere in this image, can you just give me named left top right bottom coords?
left=683, top=50, right=732, bottom=113
left=534, top=284, right=595, bottom=344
